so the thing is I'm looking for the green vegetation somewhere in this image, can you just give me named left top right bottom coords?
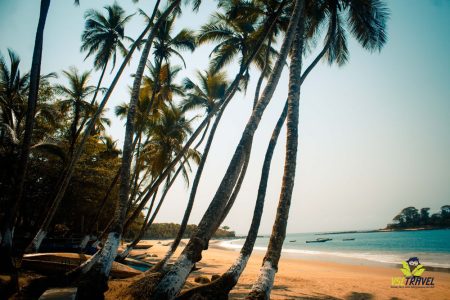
left=387, top=205, right=450, bottom=229
left=140, top=223, right=235, bottom=240
left=0, top=0, right=391, bottom=299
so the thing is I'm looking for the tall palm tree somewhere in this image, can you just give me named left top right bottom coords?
left=148, top=1, right=302, bottom=298
left=26, top=67, right=96, bottom=253
left=73, top=2, right=195, bottom=297
left=151, top=70, right=229, bottom=270
left=27, top=0, right=161, bottom=260
left=248, top=1, right=388, bottom=298
left=0, top=49, right=30, bottom=137
left=0, top=48, right=30, bottom=272
left=118, top=104, right=199, bottom=260
left=55, top=67, right=96, bottom=155
left=77, top=2, right=132, bottom=139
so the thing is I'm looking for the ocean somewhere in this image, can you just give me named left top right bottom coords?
left=219, top=229, right=450, bottom=268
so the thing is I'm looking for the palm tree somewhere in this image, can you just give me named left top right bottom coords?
left=248, top=1, right=388, bottom=298
left=74, top=2, right=195, bottom=297
left=0, top=48, right=30, bottom=272
left=118, top=104, right=199, bottom=260
left=151, top=70, right=229, bottom=270
left=55, top=67, right=96, bottom=155
left=26, top=0, right=161, bottom=261
left=148, top=1, right=302, bottom=298
left=198, top=4, right=276, bottom=85
left=26, top=67, right=96, bottom=252
left=77, top=3, right=132, bottom=139
left=0, top=49, right=30, bottom=137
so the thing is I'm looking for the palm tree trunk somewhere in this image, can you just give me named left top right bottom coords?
left=74, top=2, right=178, bottom=298
left=74, top=61, right=108, bottom=141
left=0, top=0, right=50, bottom=271
left=25, top=1, right=160, bottom=254
left=152, top=111, right=225, bottom=273
left=175, top=35, right=337, bottom=299
left=117, top=188, right=159, bottom=261
left=150, top=2, right=304, bottom=299
left=247, top=13, right=305, bottom=300
left=80, top=168, right=120, bottom=250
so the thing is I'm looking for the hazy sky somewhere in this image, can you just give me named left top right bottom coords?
left=1, top=0, right=449, bottom=234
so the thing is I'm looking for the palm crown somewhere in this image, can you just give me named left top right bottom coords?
left=81, top=2, right=133, bottom=70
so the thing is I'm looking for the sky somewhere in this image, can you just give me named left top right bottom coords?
left=1, top=0, right=449, bottom=235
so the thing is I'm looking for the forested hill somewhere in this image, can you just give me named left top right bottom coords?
left=142, top=223, right=235, bottom=239
left=386, top=205, right=450, bottom=230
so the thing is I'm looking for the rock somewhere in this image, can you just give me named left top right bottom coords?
left=211, top=274, right=221, bottom=281
left=194, top=276, right=210, bottom=284
left=39, top=288, right=77, bottom=300
left=151, top=254, right=158, bottom=257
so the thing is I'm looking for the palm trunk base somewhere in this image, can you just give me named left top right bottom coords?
left=75, top=265, right=109, bottom=300
left=246, top=261, right=276, bottom=300
left=175, top=272, right=237, bottom=300
left=0, top=228, right=14, bottom=273
left=127, top=270, right=165, bottom=299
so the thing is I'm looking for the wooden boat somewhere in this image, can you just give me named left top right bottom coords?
left=305, top=238, right=332, bottom=243
left=22, top=253, right=141, bottom=278
left=342, top=238, right=355, bottom=241
left=128, top=243, right=153, bottom=250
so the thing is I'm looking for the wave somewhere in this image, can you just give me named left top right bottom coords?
left=218, top=239, right=450, bottom=268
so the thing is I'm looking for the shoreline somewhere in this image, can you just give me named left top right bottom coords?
left=213, top=241, right=450, bottom=273
left=104, top=239, right=450, bottom=299
left=213, top=238, right=450, bottom=272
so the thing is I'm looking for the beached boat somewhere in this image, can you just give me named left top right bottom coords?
left=22, top=253, right=141, bottom=278
left=305, top=238, right=332, bottom=243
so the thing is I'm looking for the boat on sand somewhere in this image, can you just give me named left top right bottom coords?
left=22, top=253, right=141, bottom=278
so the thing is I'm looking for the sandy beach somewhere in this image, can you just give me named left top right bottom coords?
left=105, top=240, right=450, bottom=299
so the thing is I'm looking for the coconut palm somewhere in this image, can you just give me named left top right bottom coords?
left=25, top=67, right=96, bottom=253
left=118, top=104, right=200, bottom=259
left=0, top=49, right=30, bottom=137
left=248, top=1, right=388, bottom=298
left=55, top=67, right=96, bottom=155
left=74, top=2, right=199, bottom=297
left=26, top=0, right=162, bottom=261
left=77, top=2, right=133, bottom=139
left=149, top=70, right=229, bottom=269
left=198, top=4, right=277, bottom=87
left=147, top=1, right=302, bottom=298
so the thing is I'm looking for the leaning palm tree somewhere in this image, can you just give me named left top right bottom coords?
left=248, top=1, right=388, bottom=298
left=25, top=0, right=162, bottom=263
left=151, top=70, right=229, bottom=270
left=145, top=1, right=303, bottom=299
left=118, top=104, right=199, bottom=260
left=26, top=67, right=96, bottom=253
left=73, top=1, right=199, bottom=298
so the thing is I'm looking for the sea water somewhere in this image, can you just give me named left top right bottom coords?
left=219, top=229, right=450, bottom=268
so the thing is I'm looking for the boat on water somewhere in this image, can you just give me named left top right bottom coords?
left=343, top=238, right=355, bottom=241
left=22, top=253, right=142, bottom=278
left=289, top=240, right=296, bottom=242
left=305, top=238, right=332, bottom=243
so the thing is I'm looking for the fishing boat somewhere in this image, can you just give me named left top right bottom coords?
left=22, top=253, right=141, bottom=278
left=305, top=238, right=332, bottom=243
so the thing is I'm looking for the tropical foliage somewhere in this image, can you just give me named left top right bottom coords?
left=0, top=1, right=393, bottom=299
